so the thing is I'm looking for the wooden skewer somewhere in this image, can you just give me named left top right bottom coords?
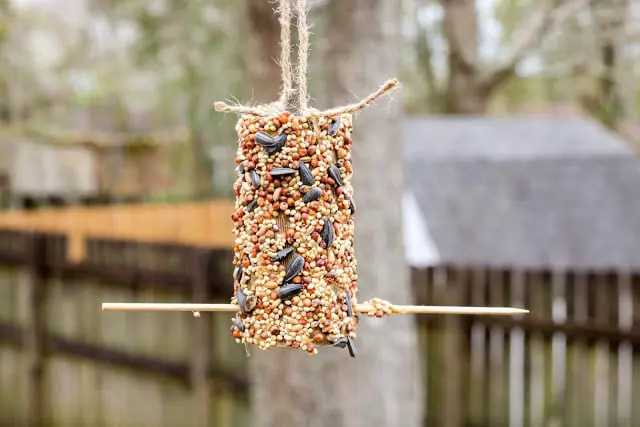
left=101, top=302, right=528, bottom=316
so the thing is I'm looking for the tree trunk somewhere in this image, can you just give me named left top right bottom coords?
left=441, top=0, right=491, bottom=114
left=243, top=0, right=285, bottom=104
left=246, top=1, right=423, bottom=427
left=593, top=0, right=628, bottom=129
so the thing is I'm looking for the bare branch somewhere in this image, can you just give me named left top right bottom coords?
left=480, top=0, right=589, bottom=91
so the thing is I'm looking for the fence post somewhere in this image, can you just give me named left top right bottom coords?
left=190, top=248, right=213, bottom=426
left=23, top=234, right=47, bottom=427
left=436, top=266, right=463, bottom=427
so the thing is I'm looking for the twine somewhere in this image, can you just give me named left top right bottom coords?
left=294, top=0, right=310, bottom=113
left=278, top=0, right=295, bottom=108
left=213, top=0, right=399, bottom=118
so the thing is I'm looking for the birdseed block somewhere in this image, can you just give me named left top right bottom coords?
left=217, top=0, right=399, bottom=357
left=229, top=109, right=360, bottom=356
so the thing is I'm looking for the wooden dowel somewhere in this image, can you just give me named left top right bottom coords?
left=102, top=302, right=528, bottom=316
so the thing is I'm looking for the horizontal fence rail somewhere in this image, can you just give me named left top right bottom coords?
left=0, top=201, right=236, bottom=261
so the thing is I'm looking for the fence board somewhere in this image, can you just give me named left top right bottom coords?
left=489, top=269, right=507, bottom=426
left=468, top=267, right=487, bottom=425
left=509, top=269, right=525, bottom=427
left=549, top=270, right=567, bottom=426
left=616, top=273, right=633, bottom=427
left=593, top=273, right=610, bottom=426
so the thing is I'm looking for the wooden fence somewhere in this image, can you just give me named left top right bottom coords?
left=0, top=230, right=248, bottom=427
left=415, top=266, right=640, bottom=427
left=0, top=229, right=639, bottom=427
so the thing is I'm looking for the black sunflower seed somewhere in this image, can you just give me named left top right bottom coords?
left=270, top=168, right=297, bottom=177
left=246, top=199, right=258, bottom=212
left=321, top=219, right=335, bottom=247
left=347, top=338, right=357, bottom=358
left=249, top=170, right=261, bottom=188
left=265, top=144, right=284, bottom=155
left=233, top=266, right=243, bottom=283
left=298, top=162, right=314, bottom=186
left=348, top=197, right=356, bottom=215
left=232, top=314, right=245, bottom=332
left=327, top=165, right=343, bottom=187
left=271, top=246, right=294, bottom=262
left=236, top=162, right=245, bottom=174
left=302, top=187, right=322, bottom=203
left=255, top=131, right=277, bottom=148
left=283, top=254, right=304, bottom=283
left=332, top=337, right=348, bottom=348
left=345, top=291, right=353, bottom=317
left=255, top=131, right=285, bottom=155
left=274, top=132, right=287, bottom=146
left=278, top=283, right=303, bottom=300
left=237, top=288, right=249, bottom=315
left=328, top=117, right=341, bottom=136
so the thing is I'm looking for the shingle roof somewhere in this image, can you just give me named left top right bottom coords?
left=403, top=117, right=640, bottom=270
left=404, top=116, right=634, bottom=161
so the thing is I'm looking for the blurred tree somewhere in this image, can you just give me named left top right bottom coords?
left=247, top=1, right=423, bottom=427
left=580, top=0, right=630, bottom=129
left=412, top=0, right=590, bottom=114
left=83, top=0, right=244, bottom=198
left=0, top=0, right=10, bottom=122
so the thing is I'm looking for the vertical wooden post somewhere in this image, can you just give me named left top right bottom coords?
left=24, top=234, right=46, bottom=427
left=593, top=272, right=610, bottom=426
left=528, top=271, right=546, bottom=427
left=468, top=267, right=487, bottom=425
left=440, top=266, right=463, bottom=427
left=489, top=269, right=506, bottom=426
left=616, top=272, right=633, bottom=427
left=550, top=270, right=568, bottom=425
left=190, top=248, right=213, bottom=427
left=568, top=271, right=589, bottom=427
left=508, top=269, right=525, bottom=427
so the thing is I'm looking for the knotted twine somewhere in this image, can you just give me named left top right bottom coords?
left=214, top=0, right=399, bottom=116
left=219, top=0, right=400, bottom=355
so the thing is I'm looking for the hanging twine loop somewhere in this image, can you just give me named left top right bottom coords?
left=214, top=0, right=399, bottom=117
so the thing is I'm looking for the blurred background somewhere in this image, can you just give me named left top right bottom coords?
left=0, top=0, right=639, bottom=426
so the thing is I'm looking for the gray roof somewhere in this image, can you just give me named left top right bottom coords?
left=403, top=116, right=640, bottom=271
left=404, top=116, right=635, bottom=161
